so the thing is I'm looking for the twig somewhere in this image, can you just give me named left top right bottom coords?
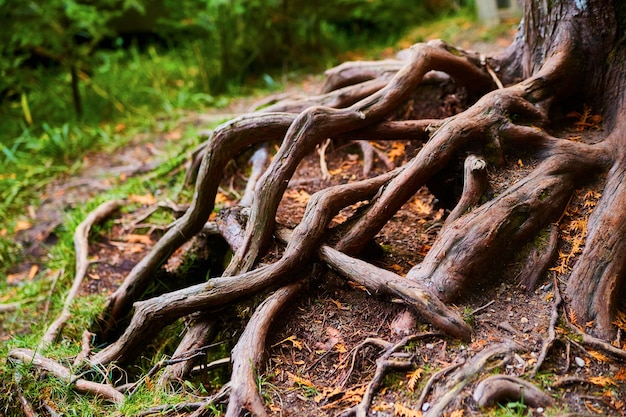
left=40, top=199, right=125, bottom=349
left=0, top=302, right=22, bottom=313
left=471, top=300, right=495, bottom=315
left=9, top=348, right=124, bottom=403
left=318, top=138, right=333, bottom=180
left=340, top=333, right=438, bottom=417
left=14, top=372, right=39, bottom=417
left=72, top=330, right=94, bottom=367
left=532, top=273, right=562, bottom=376
left=354, top=140, right=394, bottom=176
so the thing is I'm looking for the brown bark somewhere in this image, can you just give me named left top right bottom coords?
left=27, top=1, right=626, bottom=415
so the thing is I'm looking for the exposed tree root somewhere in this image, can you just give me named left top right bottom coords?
left=224, top=280, right=305, bottom=417
left=532, top=274, right=562, bottom=376
left=41, top=199, right=125, bottom=348
left=473, top=375, right=553, bottom=408
left=338, top=333, right=438, bottom=417
left=8, top=348, right=124, bottom=404
left=157, top=315, right=218, bottom=387
left=424, top=340, right=520, bottom=416
left=22, top=7, right=626, bottom=414
left=519, top=224, right=559, bottom=291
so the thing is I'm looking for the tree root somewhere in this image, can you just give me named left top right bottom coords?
left=473, top=375, right=553, bottom=408
left=157, top=316, right=218, bottom=387
left=24, top=27, right=626, bottom=417
left=8, top=348, right=124, bottom=404
left=424, top=340, right=520, bottom=416
left=443, top=154, right=487, bottom=226
left=226, top=40, right=495, bottom=276
left=532, top=274, right=562, bottom=376
left=339, top=333, right=438, bottom=417
left=41, top=199, right=125, bottom=348
left=224, top=280, right=306, bottom=417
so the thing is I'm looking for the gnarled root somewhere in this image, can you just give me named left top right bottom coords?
left=473, top=375, right=553, bottom=408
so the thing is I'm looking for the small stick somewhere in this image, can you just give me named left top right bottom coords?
left=9, top=348, right=124, bottom=403
left=531, top=273, right=562, bottom=376
left=318, top=138, right=333, bottom=180
left=40, top=199, right=125, bottom=349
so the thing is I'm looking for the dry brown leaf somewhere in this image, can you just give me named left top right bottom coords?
left=411, top=198, right=432, bottom=216
left=388, top=142, right=406, bottom=161
left=589, top=376, right=617, bottom=387
left=284, top=189, right=311, bottom=205
left=589, top=350, right=609, bottom=362
left=612, top=310, right=626, bottom=332
left=394, top=402, right=422, bottom=417
left=125, top=234, right=153, bottom=245
left=14, top=220, right=32, bottom=233
left=26, top=265, right=38, bottom=280
left=568, top=308, right=579, bottom=325
left=584, top=400, right=604, bottom=414
left=273, top=335, right=303, bottom=350
left=330, top=299, right=342, bottom=310
left=215, top=192, right=228, bottom=204
left=129, top=194, right=156, bottom=205
left=287, top=371, right=314, bottom=389
left=334, top=343, right=348, bottom=353
left=406, top=368, right=422, bottom=392
left=449, top=410, right=464, bottom=417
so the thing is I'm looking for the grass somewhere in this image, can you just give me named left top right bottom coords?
left=0, top=8, right=523, bottom=416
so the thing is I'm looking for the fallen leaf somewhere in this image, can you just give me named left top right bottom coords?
left=407, top=368, right=422, bottom=392
left=274, top=335, right=303, bottom=350
left=27, top=265, right=38, bottom=280
left=129, top=194, right=156, bottom=205
left=588, top=350, right=610, bottom=363
left=330, top=299, right=342, bottom=309
left=394, top=402, right=423, bottom=417
left=125, top=234, right=153, bottom=245
left=589, top=376, right=617, bottom=387
left=14, top=220, right=32, bottom=233
left=449, top=410, right=464, bottom=417
left=287, top=371, right=314, bottom=389
left=388, top=142, right=406, bottom=161
left=334, top=343, right=347, bottom=353
left=411, top=198, right=432, bottom=216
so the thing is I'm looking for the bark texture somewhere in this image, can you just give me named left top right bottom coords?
left=15, top=1, right=626, bottom=416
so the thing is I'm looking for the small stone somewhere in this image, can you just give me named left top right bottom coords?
left=421, top=402, right=430, bottom=412
left=520, top=317, right=529, bottom=324
left=425, top=343, right=434, bottom=350
left=537, top=407, right=544, bottom=413
left=575, top=356, right=586, bottom=367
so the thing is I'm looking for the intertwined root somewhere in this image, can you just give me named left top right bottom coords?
left=77, top=38, right=626, bottom=416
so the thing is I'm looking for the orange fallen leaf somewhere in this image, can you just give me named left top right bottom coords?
left=129, top=194, right=156, bottom=205
left=287, top=371, right=315, bottom=388
left=394, top=402, right=423, bottom=417
left=125, top=234, right=153, bottom=245
left=27, top=265, right=38, bottom=280
left=14, top=220, right=32, bottom=233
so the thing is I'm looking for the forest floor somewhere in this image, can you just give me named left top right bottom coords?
left=7, top=28, right=626, bottom=417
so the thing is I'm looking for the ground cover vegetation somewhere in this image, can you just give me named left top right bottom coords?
left=4, top=0, right=626, bottom=416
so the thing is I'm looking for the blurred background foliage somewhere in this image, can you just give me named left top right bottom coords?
left=0, top=0, right=464, bottom=144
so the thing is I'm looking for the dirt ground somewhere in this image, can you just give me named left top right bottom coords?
left=9, top=37, right=626, bottom=416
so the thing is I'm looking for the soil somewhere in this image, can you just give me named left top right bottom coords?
left=8, top=38, right=626, bottom=416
